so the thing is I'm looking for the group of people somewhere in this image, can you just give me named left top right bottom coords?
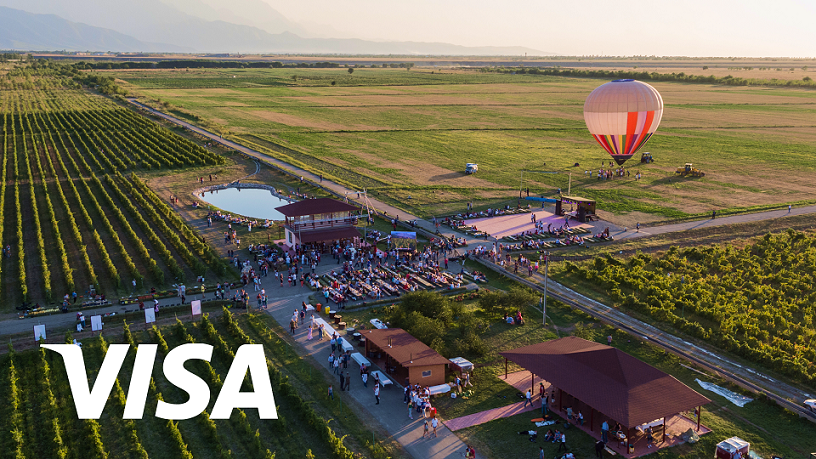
left=503, top=310, right=525, bottom=325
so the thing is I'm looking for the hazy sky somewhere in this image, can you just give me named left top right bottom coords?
left=267, top=0, right=816, bottom=57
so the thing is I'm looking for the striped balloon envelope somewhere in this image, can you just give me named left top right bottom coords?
left=583, top=79, right=663, bottom=165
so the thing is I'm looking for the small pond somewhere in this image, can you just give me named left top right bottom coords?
left=197, top=187, right=290, bottom=221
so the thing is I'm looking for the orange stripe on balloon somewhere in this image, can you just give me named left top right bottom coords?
left=624, top=111, right=639, bottom=155
left=631, top=110, right=656, bottom=153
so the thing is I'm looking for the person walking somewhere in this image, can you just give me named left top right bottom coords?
left=539, top=447, right=546, bottom=459
left=431, top=417, right=438, bottom=437
left=524, top=390, right=532, bottom=407
left=328, top=385, right=333, bottom=400
left=333, top=356, right=340, bottom=375
left=557, top=432, right=567, bottom=453
left=374, top=383, right=380, bottom=405
left=423, top=420, right=430, bottom=438
left=407, top=398, right=414, bottom=419
left=789, top=204, right=792, bottom=213
left=339, top=372, right=346, bottom=391
left=362, top=371, right=368, bottom=388
left=345, top=371, right=351, bottom=391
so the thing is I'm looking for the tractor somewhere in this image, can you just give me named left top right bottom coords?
left=675, top=163, right=705, bottom=177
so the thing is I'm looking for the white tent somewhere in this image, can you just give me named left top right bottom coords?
left=715, top=437, right=749, bottom=459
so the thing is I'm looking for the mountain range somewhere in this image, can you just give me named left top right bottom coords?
left=0, top=0, right=548, bottom=55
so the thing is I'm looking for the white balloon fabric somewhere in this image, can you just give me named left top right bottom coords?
left=583, top=79, right=664, bottom=165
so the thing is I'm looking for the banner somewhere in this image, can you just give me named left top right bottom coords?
left=145, top=308, right=156, bottom=324
left=191, top=300, right=202, bottom=316
left=91, top=315, right=103, bottom=331
left=390, top=231, right=416, bottom=239
left=34, top=324, right=46, bottom=341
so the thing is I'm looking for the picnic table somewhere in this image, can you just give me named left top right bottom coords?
left=428, top=383, right=452, bottom=395
left=351, top=352, right=371, bottom=368
left=371, top=370, right=392, bottom=386
left=370, top=319, right=387, bottom=329
left=339, top=338, right=354, bottom=353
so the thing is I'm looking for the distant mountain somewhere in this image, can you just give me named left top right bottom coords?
left=0, top=0, right=549, bottom=55
left=160, top=0, right=310, bottom=37
left=0, top=7, right=184, bottom=52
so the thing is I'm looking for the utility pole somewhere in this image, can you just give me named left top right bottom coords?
left=542, top=251, right=549, bottom=325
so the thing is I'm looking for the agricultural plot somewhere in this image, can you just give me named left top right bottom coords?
left=0, top=310, right=389, bottom=459
left=116, top=67, right=816, bottom=221
left=553, top=230, right=816, bottom=386
left=0, top=83, right=227, bottom=308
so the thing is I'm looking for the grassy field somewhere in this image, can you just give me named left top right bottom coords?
left=111, top=67, right=816, bottom=222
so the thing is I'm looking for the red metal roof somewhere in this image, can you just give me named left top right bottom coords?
left=276, top=198, right=358, bottom=217
left=365, top=328, right=451, bottom=368
left=500, top=336, right=710, bottom=427
left=297, top=227, right=362, bottom=244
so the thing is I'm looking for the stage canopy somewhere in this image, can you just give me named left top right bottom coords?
left=500, top=336, right=710, bottom=428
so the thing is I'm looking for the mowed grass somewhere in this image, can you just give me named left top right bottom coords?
left=114, top=68, right=816, bottom=221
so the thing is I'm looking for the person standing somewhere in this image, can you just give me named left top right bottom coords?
left=407, top=398, right=413, bottom=419
left=345, top=371, right=351, bottom=391
left=328, top=385, right=333, bottom=400
left=431, top=417, right=438, bottom=437
left=595, top=440, right=605, bottom=458
left=423, top=420, right=429, bottom=438
left=601, top=420, right=609, bottom=443
left=539, top=447, right=546, bottom=459
left=374, top=383, right=380, bottom=405
left=362, top=371, right=368, bottom=388
left=339, top=372, right=346, bottom=391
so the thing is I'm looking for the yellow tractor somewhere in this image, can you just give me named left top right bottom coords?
left=675, top=163, right=705, bottom=177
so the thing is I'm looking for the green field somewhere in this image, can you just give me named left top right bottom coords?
left=113, top=67, right=816, bottom=222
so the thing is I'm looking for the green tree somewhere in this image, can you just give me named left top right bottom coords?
left=348, top=67, right=354, bottom=75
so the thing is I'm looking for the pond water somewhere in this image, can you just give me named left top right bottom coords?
left=197, top=187, right=290, bottom=221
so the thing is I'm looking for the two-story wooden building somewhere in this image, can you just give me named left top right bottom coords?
left=276, top=198, right=361, bottom=248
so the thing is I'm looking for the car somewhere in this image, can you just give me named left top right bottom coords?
left=804, top=399, right=816, bottom=413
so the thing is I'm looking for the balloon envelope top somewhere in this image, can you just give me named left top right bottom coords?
left=584, top=79, right=663, bottom=165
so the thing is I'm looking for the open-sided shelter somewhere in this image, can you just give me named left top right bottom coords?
left=501, top=336, right=710, bottom=441
left=364, top=328, right=451, bottom=386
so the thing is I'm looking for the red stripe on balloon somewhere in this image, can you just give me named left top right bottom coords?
left=624, top=111, right=639, bottom=155
left=631, top=110, right=656, bottom=153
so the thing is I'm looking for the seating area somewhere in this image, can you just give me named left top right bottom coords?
left=316, top=263, right=470, bottom=305
left=499, top=227, right=617, bottom=252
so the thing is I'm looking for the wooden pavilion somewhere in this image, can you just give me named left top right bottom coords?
left=501, top=337, right=710, bottom=454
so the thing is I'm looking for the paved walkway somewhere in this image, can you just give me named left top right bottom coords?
left=444, top=371, right=547, bottom=432
left=624, top=205, right=816, bottom=240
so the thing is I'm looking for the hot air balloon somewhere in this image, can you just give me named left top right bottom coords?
left=583, top=79, right=663, bottom=165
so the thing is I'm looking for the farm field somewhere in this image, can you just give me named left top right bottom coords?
left=0, top=72, right=231, bottom=309
left=550, top=229, right=816, bottom=387
left=113, top=67, right=816, bottom=222
left=0, top=309, right=396, bottom=459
